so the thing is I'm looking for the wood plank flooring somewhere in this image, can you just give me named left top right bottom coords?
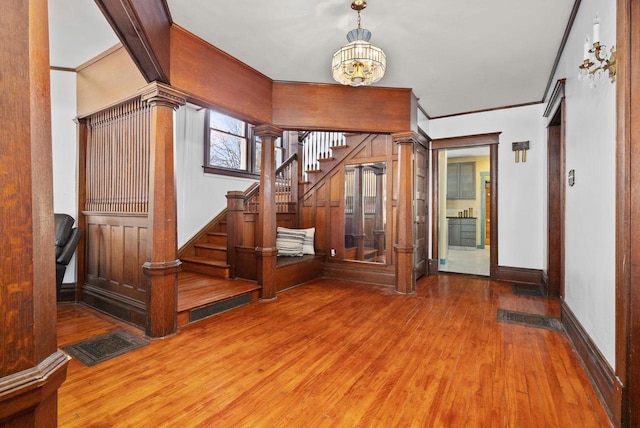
left=56, top=275, right=611, bottom=427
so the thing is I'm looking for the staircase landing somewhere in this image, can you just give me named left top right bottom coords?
left=177, top=271, right=260, bottom=327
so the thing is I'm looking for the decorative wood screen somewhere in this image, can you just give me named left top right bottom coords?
left=86, top=98, right=151, bottom=213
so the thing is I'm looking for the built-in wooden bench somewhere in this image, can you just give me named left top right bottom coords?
left=275, top=253, right=326, bottom=292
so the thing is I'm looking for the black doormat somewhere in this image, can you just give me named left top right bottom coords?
left=63, top=330, right=149, bottom=367
left=496, top=309, right=562, bottom=331
left=512, top=283, right=545, bottom=297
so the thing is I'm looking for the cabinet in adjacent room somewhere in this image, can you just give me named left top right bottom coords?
left=447, top=162, right=476, bottom=199
left=448, top=217, right=477, bottom=248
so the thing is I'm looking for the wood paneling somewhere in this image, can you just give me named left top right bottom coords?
left=272, top=82, right=414, bottom=133
left=170, top=25, right=272, bottom=125
left=77, top=45, right=147, bottom=118
left=83, top=214, right=148, bottom=327
left=57, top=275, right=611, bottom=426
left=301, top=134, right=397, bottom=286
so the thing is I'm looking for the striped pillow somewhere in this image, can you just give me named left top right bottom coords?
left=276, top=227, right=306, bottom=257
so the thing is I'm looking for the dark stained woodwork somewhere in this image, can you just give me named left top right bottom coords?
left=272, top=82, right=415, bottom=133
left=275, top=255, right=326, bottom=292
left=95, top=0, right=171, bottom=83
left=170, top=25, right=273, bottom=125
left=141, top=82, right=187, bottom=337
left=0, top=1, right=68, bottom=424
left=75, top=119, right=89, bottom=301
left=82, top=213, right=148, bottom=327
left=547, top=99, right=565, bottom=298
left=393, top=132, right=417, bottom=293
left=431, top=133, right=500, bottom=279
left=562, top=303, right=619, bottom=426
left=432, top=132, right=502, bottom=149
left=494, top=265, right=545, bottom=286
left=616, top=0, right=640, bottom=425
left=490, top=143, right=499, bottom=278
left=414, top=143, right=429, bottom=279
left=254, top=125, right=282, bottom=299
left=225, top=191, right=245, bottom=279
left=76, top=45, right=147, bottom=118
left=301, top=134, right=398, bottom=286
left=56, top=275, right=611, bottom=426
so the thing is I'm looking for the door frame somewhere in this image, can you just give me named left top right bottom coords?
left=545, top=81, right=566, bottom=299
left=431, top=133, right=499, bottom=278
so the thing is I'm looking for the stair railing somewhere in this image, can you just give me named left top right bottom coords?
left=243, top=153, right=298, bottom=214
left=301, top=131, right=347, bottom=180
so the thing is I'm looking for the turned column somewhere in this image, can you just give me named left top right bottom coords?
left=373, top=166, right=386, bottom=256
left=0, top=1, right=69, bottom=425
left=394, top=132, right=418, bottom=294
left=353, top=165, right=366, bottom=260
left=254, top=125, right=283, bottom=299
left=140, top=82, right=187, bottom=338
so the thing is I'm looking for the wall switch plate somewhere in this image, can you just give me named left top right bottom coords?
left=330, top=248, right=336, bottom=257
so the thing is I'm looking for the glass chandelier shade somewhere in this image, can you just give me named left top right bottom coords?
left=331, top=3, right=386, bottom=87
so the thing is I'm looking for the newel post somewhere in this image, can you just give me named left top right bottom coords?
left=140, top=82, right=187, bottom=338
left=226, top=191, right=245, bottom=279
left=255, top=125, right=283, bottom=299
left=394, top=132, right=418, bottom=294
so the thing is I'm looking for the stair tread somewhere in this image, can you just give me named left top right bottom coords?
left=177, top=271, right=259, bottom=312
left=194, top=243, right=226, bottom=250
left=182, top=256, right=230, bottom=267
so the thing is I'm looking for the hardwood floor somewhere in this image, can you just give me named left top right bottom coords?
left=57, top=275, right=611, bottom=427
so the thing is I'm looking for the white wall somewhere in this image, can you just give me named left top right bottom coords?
left=430, top=0, right=616, bottom=367
left=545, top=0, right=616, bottom=366
left=51, top=70, right=78, bottom=283
left=175, top=105, right=257, bottom=248
left=430, top=103, right=546, bottom=270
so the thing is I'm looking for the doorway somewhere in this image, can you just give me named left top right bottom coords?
left=437, top=146, right=490, bottom=276
left=431, top=133, right=499, bottom=278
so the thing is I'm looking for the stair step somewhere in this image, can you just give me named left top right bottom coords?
left=181, top=256, right=230, bottom=278
left=177, top=271, right=260, bottom=326
left=207, top=232, right=227, bottom=246
left=194, top=243, right=227, bottom=260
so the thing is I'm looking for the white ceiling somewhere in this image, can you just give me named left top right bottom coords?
left=49, top=0, right=576, bottom=118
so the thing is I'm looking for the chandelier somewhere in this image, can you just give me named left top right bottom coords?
left=331, top=0, right=386, bottom=87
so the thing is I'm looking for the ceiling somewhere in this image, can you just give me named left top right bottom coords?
left=48, top=0, right=576, bottom=118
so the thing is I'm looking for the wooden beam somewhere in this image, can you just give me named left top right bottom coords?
left=95, top=0, right=171, bottom=83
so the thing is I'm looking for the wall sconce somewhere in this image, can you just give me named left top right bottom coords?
left=578, top=12, right=616, bottom=85
left=512, top=141, right=529, bottom=163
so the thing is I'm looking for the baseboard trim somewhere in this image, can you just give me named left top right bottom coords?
left=495, top=265, right=543, bottom=285
left=561, top=303, right=621, bottom=427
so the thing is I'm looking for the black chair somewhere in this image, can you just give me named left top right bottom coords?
left=54, top=213, right=82, bottom=298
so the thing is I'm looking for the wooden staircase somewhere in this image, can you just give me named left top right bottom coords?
left=177, top=221, right=259, bottom=327
left=175, top=131, right=365, bottom=327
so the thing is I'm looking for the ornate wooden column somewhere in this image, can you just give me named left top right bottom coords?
left=0, top=1, right=69, bottom=425
left=255, top=125, right=283, bottom=299
left=353, top=165, right=366, bottom=260
left=394, top=132, right=418, bottom=294
left=140, top=82, right=186, bottom=338
left=374, top=166, right=386, bottom=256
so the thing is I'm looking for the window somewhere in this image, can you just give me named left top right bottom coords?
left=204, top=109, right=286, bottom=177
